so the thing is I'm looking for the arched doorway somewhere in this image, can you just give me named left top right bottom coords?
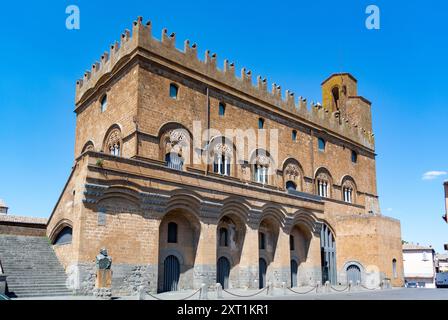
left=216, top=214, right=246, bottom=289
left=258, top=217, right=280, bottom=289
left=259, top=258, right=267, bottom=288
left=217, top=257, right=231, bottom=289
left=320, top=224, right=337, bottom=284
left=290, top=222, right=312, bottom=287
left=158, top=209, right=200, bottom=293
left=290, top=260, right=298, bottom=287
left=346, top=264, right=361, bottom=284
left=163, top=255, right=180, bottom=292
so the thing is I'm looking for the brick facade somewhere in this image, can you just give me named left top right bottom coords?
left=47, top=17, right=404, bottom=295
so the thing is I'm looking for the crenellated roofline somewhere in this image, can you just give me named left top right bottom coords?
left=75, top=17, right=375, bottom=150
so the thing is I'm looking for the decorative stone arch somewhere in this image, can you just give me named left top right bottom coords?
left=97, top=186, right=142, bottom=209
left=341, top=260, right=365, bottom=285
left=165, top=190, right=202, bottom=218
left=281, top=158, right=304, bottom=192
left=340, top=175, right=358, bottom=204
left=158, top=122, right=193, bottom=168
left=220, top=196, right=251, bottom=224
left=49, top=219, right=74, bottom=244
left=159, top=249, right=185, bottom=266
left=217, top=252, right=234, bottom=268
left=289, top=210, right=321, bottom=236
left=249, top=148, right=276, bottom=184
left=81, top=140, right=95, bottom=154
left=259, top=203, right=287, bottom=231
left=102, top=124, right=122, bottom=156
left=314, top=167, right=333, bottom=198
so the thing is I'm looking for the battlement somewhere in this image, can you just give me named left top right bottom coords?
left=75, top=17, right=375, bottom=150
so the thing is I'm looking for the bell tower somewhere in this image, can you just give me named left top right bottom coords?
left=321, top=73, right=373, bottom=133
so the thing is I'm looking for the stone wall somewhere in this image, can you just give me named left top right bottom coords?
left=0, top=216, right=46, bottom=237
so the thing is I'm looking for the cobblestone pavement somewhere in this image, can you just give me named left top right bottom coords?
left=12, top=287, right=448, bottom=300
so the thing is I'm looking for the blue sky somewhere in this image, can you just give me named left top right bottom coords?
left=0, top=1, right=447, bottom=252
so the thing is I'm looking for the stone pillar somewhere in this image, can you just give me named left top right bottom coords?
left=238, top=226, right=259, bottom=288
left=193, top=220, right=217, bottom=289
left=298, top=233, right=322, bottom=286
left=270, top=230, right=290, bottom=287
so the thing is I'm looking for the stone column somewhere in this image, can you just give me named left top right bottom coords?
left=298, top=233, right=322, bottom=286
left=193, top=219, right=217, bottom=289
left=146, top=218, right=161, bottom=293
left=238, top=226, right=259, bottom=289
left=270, top=229, right=290, bottom=287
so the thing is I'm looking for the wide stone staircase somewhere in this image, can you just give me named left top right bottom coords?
left=0, top=235, right=72, bottom=298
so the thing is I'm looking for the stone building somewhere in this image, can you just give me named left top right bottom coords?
left=47, top=17, right=404, bottom=295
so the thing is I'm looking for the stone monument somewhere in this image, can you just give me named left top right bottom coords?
left=93, top=248, right=112, bottom=299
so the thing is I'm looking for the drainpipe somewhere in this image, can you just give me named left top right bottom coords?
left=205, top=87, right=210, bottom=175
left=310, top=129, right=316, bottom=193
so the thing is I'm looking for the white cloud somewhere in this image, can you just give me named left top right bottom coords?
left=422, top=171, right=447, bottom=180
left=386, top=208, right=393, bottom=212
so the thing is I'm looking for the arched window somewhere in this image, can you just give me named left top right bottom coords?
left=169, top=83, right=178, bottom=99
left=286, top=181, right=297, bottom=191
left=317, top=179, right=329, bottom=198
left=258, top=118, right=265, bottom=129
left=283, top=159, right=303, bottom=192
left=332, top=86, right=340, bottom=110
left=392, top=258, right=397, bottom=278
left=168, top=222, right=178, bottom=243
left=81, top=141, right=94, bottom=154
left=259, top=232, right=266, bottom=250
left=100, top=94, right=107, bottom=112
left=255, top=165, right=268, bottom=184
left=219, top=103, right=226, bottom=116
left=214, top=154, right=230, bottom=176
left=318, top=138, right=326, bottom=151
left=292, top=130, right=297, bottom=141
left=219, top=227, right=228, bottom=247
left=343, top=187, right=353, bottom=203
left=252, top=150, right=273, bottom=185
left=351, top=150, right=358, bottom=163
left=290, top=235, right=295, bottom=251
left=165, top=152, right=184, bottom=170
left=160, top=127, right=190, bottom=170
left=53, top=226, right=72, bottom=245
left=316, top=168, right=332, bottom=198
left=342, top=176, right=356, bottom=204
left=104, top=127, right=121, bottom=157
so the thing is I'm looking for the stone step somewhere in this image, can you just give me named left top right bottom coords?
left=11, top=291, right=73, bottom=297
left=14, top=292, right=73, bottom=298
left=7, top=281, right=68, bottom=286
left=11, top=285, right=70, bottom=290
left=0, top=235, right=70, bottom=298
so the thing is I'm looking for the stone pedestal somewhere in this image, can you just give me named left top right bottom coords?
left=93, top=269, right=112, bottom=299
